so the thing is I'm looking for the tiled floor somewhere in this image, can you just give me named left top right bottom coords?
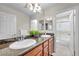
left=53, top=42, right=72, bottom=56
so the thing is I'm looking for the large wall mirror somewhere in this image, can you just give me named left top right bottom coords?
left=38, top=17, right=53, bottom=33
left=31, top=19, right=38, bottom=30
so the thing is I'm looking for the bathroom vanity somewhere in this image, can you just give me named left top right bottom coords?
left=0, top=35, right=54, bottom=56
left=20, top=37, right=54, bottom=56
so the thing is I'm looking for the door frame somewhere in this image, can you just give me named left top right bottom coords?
left=54, top=10, right=75, bottom=56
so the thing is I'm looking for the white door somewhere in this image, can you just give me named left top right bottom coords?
left=55, top=10, right=74, bottom=56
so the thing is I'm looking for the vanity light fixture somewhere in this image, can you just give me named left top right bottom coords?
left=26, top=3, right=41, bottom=13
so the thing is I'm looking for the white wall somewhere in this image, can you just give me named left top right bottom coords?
left=30, top=4, right=79, bottom=56
left=0, top=12, right=16, bottom=40
left=46, top=4, right=79, bottom=56
left=34, top=4, right=77, bottom=33
left=0, top=5, right=30, bottom=40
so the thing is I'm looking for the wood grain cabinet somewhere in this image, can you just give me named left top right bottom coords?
left=43, top=40, right=49, bottom=56
left=35, top=51, right=42, bottom=56
left=24, top=45, right=42, bottom=56
left=43, top=46, right=49, bottom=56
left=24, top=37, right=54, bottom=56
left=48, top=38, right=54, bottom=55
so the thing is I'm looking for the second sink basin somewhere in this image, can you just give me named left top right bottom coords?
left=9, top=39, right=36, bottom=49
left=41, top=35, right=51, bottom=37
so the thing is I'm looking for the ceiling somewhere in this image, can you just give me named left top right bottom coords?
left=0, top=3, right=53, bottom=17
left=0, top=3, right=79, bottom=18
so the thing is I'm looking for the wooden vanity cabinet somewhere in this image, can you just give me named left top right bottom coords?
left=35, top=51, right=42, bottom=56
left=48, top=38, right=54, bottom=56
left=24, top=37, right=54, bottom=56
left=24, top=45, right=43, bottom=56
left=43, top=46, right=49, bottom=56
left=43, top=40, right=49, bottom=56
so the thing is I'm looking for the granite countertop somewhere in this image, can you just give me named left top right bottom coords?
left=0, top=37, right=51, bottom=56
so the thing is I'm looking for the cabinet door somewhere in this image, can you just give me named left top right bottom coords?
left=49, top=38, right=54, bottom=55
left=35, top=51, right=42, bottom=56
left=44, top=46, right=49, bottom=56
left=24, top=45, right=42, bottom=56
left=44, top=41, right=48, bottom=48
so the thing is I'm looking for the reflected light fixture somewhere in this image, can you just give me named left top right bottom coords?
left=45, top=17, right=52, bottom=21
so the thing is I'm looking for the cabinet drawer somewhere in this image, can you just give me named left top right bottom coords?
left=44, top=46, right=48, bottom=56
left=44, top=41, right=48, bottom=48
left=25, top=45, right=42, bottom=56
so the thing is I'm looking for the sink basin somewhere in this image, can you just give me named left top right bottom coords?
left=41, top=35, right=51, bottom=37
left=9, top=39, right=36, bottom=49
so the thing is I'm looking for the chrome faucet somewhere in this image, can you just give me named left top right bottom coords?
left=20, top=35, right=25, bottom=40
left=16, top=30, right=23, bottom=41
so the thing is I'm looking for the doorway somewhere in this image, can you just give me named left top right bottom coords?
left=54, top=10, right=74, bottom=56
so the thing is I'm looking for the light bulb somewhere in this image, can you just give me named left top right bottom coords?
left=29, top=4, right=33, bottom=11
left=27, top=3, right=41, bottom=13
left=27, top=3, right=33, bottom=11
left=33, top=8, right=36, bottom=12
left=37, top=6, right=41, bottom=12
